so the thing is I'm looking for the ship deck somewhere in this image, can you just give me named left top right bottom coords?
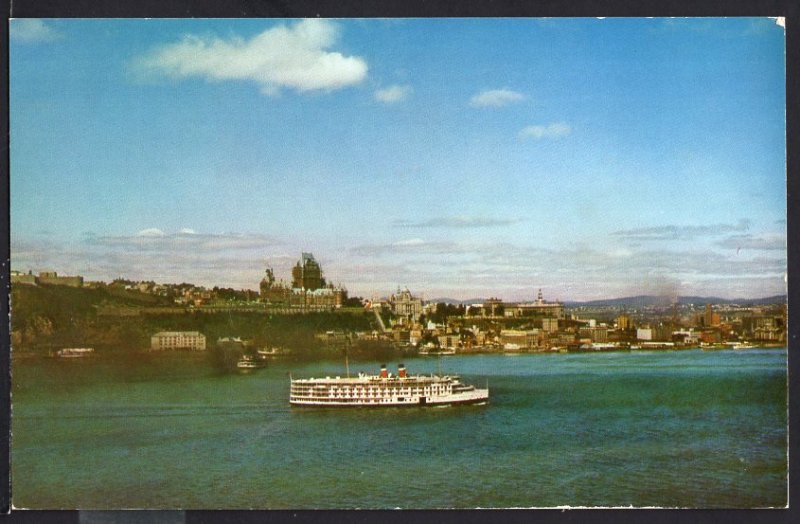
left=290, top=374, right=457, bottom=385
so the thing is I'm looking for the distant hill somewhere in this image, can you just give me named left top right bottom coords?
left=427, top=297, right=467, bottom=305
left=564, top=295, right=787, bottom=307
left=428, top=294, right=787, bottom=307
left=427, top=297, right=499, bottom=305
left=564, top=296, right=664, bottom=308
left=676, top=295, right=786, bottom=306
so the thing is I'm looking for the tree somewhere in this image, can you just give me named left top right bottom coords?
left=418, top=331, right=439, bottom=348
left=344, top=296, right=365, bottom=308
left=210, top=339, right=245, bottom=374
left=430, top=302, right=465, bottom=324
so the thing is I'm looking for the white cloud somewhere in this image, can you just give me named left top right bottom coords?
left=10, top=230, right=787, bottom=301
left=716, top=233, right=785, bottom=251
left=393, top=216, right=522, bottom=228
left=93, top=230, right=279, bottom=252
left=519, top=122, right=572, bottom=140
left=393, top=238, right=425, bottom=246
left=10, top=230, right=291, bottom=289
left=374, top=84, right=412, bottom=103
left=136, top=228, right=166, bottom=237
left=11, top=215, right=788, bottom=302
left=469, top=89, right=525, bottom=108
left=349, top=239, right=468, bottom=257
left=10, top=19, right=61, bottom=43
left=136, top=19, right=368, bottom=95
left=612, top=219, right=752, bottom=241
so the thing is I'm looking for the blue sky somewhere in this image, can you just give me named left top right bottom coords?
left=10, top=18, right=786, bottom=301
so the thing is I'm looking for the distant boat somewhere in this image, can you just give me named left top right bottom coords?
left=732, top=342, right=756, bottom=350
left=257, top=347, right=287, bottom=359
left=701, top=343, right=732, bottom=351
left=236, top=355, right=265, bottom=373
left=418, top=349, right=456, bottom=356
left=56, top=348, right=95, bottom=358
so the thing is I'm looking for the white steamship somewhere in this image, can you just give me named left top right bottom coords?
left=289, top=364, right=489, bottom=407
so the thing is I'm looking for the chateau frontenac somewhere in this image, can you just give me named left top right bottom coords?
left=260, top=252, right=346, bottom=309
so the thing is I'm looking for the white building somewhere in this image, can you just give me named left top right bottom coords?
left=150, top=331, right=207, bottom=351
left=672, top=329, right=700, bottom=345
left=500, top=329, right=540, bottom=350
left=636, top=328, right=653, bottom=341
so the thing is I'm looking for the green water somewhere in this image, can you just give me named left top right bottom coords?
left=11, top=349, right=787, bottom=508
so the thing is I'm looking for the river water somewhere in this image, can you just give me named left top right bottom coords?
left=11, top=348, right=787, bottom=509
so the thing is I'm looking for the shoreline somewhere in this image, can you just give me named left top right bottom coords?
left=10, top=344, right=787, bottom=364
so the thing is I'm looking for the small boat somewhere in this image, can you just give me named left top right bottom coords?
left=701, top=343, right=733, bottom=351
left=257, top=347, right=286, bottom=359
left=418, top=349, right=456, bottom=356
left=56, top=348, right=95, bottom=358
left=236, top=355, right=265, bottom=373
left=731, top=342, right=756, bottom=350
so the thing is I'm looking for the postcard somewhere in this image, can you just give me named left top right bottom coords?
left=8, top=17, right=787, bottom=509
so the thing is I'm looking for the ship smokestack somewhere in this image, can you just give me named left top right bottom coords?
left=398, top=364, right=407, bottom=378
left=380, top=364, right=388, bottom=378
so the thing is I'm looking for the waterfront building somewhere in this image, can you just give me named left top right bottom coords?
left=150, top=331, right=207, bottom=351
left=391, top=329, right=411, bottom=343
left=579, top=326, right=609, bottom=343
left=557, top=333, right=576, bottom=346
left=653, top=324, right=674, bottom=342
left=499, top=329, right=541, bottom=351
left=752, top=315, right=786, bottom=343
left=437, top=334, right=459, bottom=350
left=672, top=329, right=700, bottom=345
left=637, top=328, right=653, bottom=341
left=542, top=318, right=559, bottom=333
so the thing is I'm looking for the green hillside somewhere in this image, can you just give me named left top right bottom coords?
left=10, top=284, right=377, bottom=357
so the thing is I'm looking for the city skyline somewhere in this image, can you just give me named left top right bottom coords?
left=10, top=18, right=787, bottom=301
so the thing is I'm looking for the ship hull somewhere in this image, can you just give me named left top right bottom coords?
left=290, top=392, right=489, bottom=408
